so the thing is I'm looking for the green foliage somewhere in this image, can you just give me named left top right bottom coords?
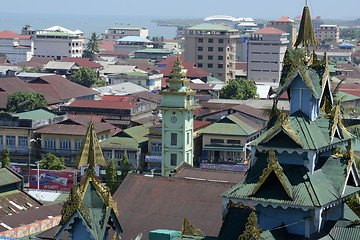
left=354, top=57, right=360, bottom=65
left=105, top=158, right=118, bottom=194
left=7, top=92, right=48, bottom=113
left=20, top=65, right=43, bottom=73
left=1, top=148, right=10, bottom=168
left=119, top=155, right=133, bottom=183
left=39, top=153, right=66, bottom=170
left=86, top=32, right=102, bottom=61
left=69, top=67, right=98, bottom=88
left=320, top=37, right=335, bottom=44
left=340, top=28, right=360, bottom=40
left=220, top=78, right=258, bottom=100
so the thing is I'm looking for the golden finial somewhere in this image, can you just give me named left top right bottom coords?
left=294, top=5, right=318, bottom=49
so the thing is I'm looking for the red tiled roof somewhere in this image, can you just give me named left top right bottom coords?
left=193, top=119, right=211, bottom=131
left=235, top=62, right=247, bottom=70
left=68, top=98, right=137, bottom=110
left=34, top=116, right=114, bottom=135
left=17, top=61, right=44, bottom=68
left=160, top=61, right=210, bottom=78
left=275, top=16, right=295, bottom=23
left=156, top=56, right=185, bottom=66
left=0, top=30, right=31, bottom=39
left=252, top=27, right=286, bottom=35
left=0, top=77, right=35, bottom=109
left=99, top=41, right=117, bottom=51
left=99, top=50, right=132, bottom=56
left=29, top=56, right=54, bottom=65
left=61, top=57, right=103, bottom=68
left=352, top=50, right=360, bottom=59
left=112, top=174, right=235, bottom=240
left=189, top=83, right=216, bottom=90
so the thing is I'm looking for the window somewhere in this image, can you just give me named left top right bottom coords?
left=171, top=133, right=177, bottom=146
left=171, top=154, right=177, bottom=166
left=208, top=38, right=213, bottom=43
left=218, top=39, right=224, bottom=43
left=218, top=56, right=223, bottom=60
left=75, top=139, right=83, bottom=150
left=60, top=138, right=71, bottom=150
left=6, top=136, right=16, bottom=147
left=187, top=152, right=190, bottom=162
left=198, top=47, right=203, bottom=51
left=208, top=47, right=213, bottom=51
left=151, top=142, right=162, bottom=156
left=210, top=138, right=224, bottom=144
left=227, top=139, right=241, bottom=145
left=115, top=150, right=124, bottom=160
left=103, top=150, right=112, bottom=160
left=198, top=55, right=203, bottom=60
left=198, top=38, right=203, bottom=43
left=198, top=63, right=203, bottom=68
left=208, top=55, right=213, bottom=60
left=218, top=64, right=223, bottom=68
left=18, top=136, right=28, bottom=148
left=208, top=63, right=213, bottom=68
left=187, top=132, right=190, bottom=145
left=218, top=47, right=224, bottom=52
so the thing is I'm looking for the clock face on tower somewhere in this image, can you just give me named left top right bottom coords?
left=171, top=116, right=177, bottom=123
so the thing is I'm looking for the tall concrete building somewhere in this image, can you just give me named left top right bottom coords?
left=247, top=27, right=289, bottom=84
left=267, top=16, right=297, bottom=48
left=315, top=25, right=340, bottom=42
left=102, top=27, right=148, bottom=41
left=184, top=24, right=239, bottom=83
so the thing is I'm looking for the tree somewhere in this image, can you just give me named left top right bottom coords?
left=39, top=153, right=66, bottom=170
left=354, top=57, right=360, bottom=65
left=1, top=148, right=10, bottom=168
left=105, top=158, right=118, bottom=194
left=7, top=92, right=47, bottom=113
left=119, top=155, right=133, bottom=183
left=220, top=78, right=258, bottom=100
left=69, top=67, right=98, bottom=88
left=85, top=32, right=102, bottom=61
left=320, top=37, right=335, bottom=44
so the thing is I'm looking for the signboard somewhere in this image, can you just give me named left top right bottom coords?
left=200, top=163, right=250, bottom=172
left=29, top=169, right=76, bottom=192
left=0, top=216, right=61, bottom=238
left=9, top=164, right=22, bottom=174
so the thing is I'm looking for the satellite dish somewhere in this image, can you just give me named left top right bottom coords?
left=135, top=233, right=142, bottom=240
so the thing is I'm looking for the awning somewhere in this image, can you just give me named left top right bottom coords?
left=203, top=145, right=244, bottom=152
left=145, top=155, right=162, bottom=162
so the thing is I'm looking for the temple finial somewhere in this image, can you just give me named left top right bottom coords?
left=294, top=5, right=318, bottom=49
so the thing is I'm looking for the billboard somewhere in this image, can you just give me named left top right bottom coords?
left=29, top=169, right=76, bottom=192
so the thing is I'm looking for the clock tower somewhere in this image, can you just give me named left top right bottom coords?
left=158, top=55, right=198, bottom=176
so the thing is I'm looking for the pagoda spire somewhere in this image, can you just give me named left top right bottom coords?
left=74, top=121, right=106, bottom=169
left=294, top=5, right=318, bottom=49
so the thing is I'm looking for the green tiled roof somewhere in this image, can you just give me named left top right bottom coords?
left=135, top=49, right=172, bottom=54
left=13, top=109, right=58, bottom=121
left=0, top=168, right=21, bottom=187
left=328, top=220, right=360, bottom=239
left=187, top=24, right=235, bottom=31
left=222, top=153, right=359, bottom=208
left=200, top=114, right=257, bottom=136
left=100, top=136, right=140, bottom=150
left=253, top=111, right=351, bottom=150
left=37, top=32, right=75, bottom=36
left=335, top=91, right=360, bottom=102
left=123, top=123, right=151, bottom=143
left=125, top=72, right=148, bottom=76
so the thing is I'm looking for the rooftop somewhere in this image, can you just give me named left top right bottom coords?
left=187, top=24, right=236, bottom=31
left=252, top=27, right=287, bottom=35
left=117, top=36, right=150, bottom=42
left=13, top=108, right=59, bottom=121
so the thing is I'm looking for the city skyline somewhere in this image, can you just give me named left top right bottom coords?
left=0, top=0, right=359, bottom=20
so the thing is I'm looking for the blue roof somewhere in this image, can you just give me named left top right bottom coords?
left=339, top=42, right=354, bottom=47
left=117, top=36, right=150, bottom=42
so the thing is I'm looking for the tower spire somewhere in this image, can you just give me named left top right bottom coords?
left=294, top=5, right=318, bottom=49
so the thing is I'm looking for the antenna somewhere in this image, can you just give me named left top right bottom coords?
left=305, top=0, right=308, bottom=6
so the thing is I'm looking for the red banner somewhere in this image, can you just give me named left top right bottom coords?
left=29, top=169, right=76, bottom=192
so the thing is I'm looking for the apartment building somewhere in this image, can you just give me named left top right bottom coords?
left=315, top=25, right=340, bottom=42
left=267, top=16, right=297, bottom=48
left=247, top=27, right=289, bottom=83
left=0, top=30, right=33, bottom=64
left=102, top=27, right=148, bottom=41
left=33, top=32, right=85, bottom=60
left=184, top=24, right=239, bottom=83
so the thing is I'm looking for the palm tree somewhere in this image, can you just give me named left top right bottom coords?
left=85, top=32, right=102, bottom=60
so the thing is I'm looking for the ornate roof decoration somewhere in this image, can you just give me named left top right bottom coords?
left=294, top=6, right=318, bottom=49
left=169, top=53, right=187, bottom=80
left=226, top=200, right=252, bottom=210
left=238, top=212, right=264, bottom=240
left=74, top=121, right=106, bottom=169
left=330, top=104, right=351, bottom=141
left=180, top=218, right=204, bottom=239
left=252, top=148, right=293, bottom=199
left=262, top=112, right=301, bottom=146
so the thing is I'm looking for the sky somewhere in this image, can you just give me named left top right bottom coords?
left=0, top=0, right=359, bottom=20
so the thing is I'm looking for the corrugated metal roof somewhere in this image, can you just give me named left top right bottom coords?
left=0, top=168, right=21, bottom=188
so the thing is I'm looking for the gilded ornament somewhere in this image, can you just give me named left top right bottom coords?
left=238, top=212, right=264, bottom=240
left=226, top=200, right=251, bottom=210
left=180, top=218, right=204, bottom=239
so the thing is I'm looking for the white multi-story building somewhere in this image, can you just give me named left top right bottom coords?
left=315, top=25, right=340, bottom=43
left=34, top=32, right=85, bottom=60
left=102, top=27, right=148, bottom=41
left=0, top=30, right=33, bottom=64
left=247, top=27, right=288, bottom=83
